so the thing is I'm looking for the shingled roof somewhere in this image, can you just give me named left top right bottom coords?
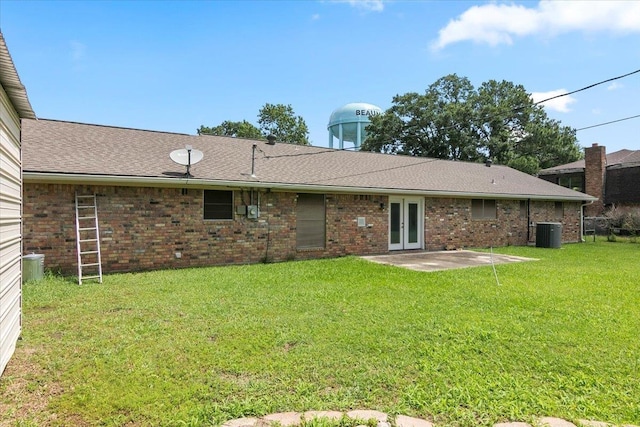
left=539, top=149, right=640, bottom=174
left=22, top=118, right=594, bottom=202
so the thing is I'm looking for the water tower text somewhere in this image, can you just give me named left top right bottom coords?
left=355, top=110, right=381, bottom=116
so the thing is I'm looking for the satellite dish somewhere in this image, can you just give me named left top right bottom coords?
left=170, top=145, right=204, bottom=177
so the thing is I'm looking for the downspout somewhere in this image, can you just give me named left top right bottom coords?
left=526, top=198, right=531, bottom=243
left=581, top=200, right=595, bottom=242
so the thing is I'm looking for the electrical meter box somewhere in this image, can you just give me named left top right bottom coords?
left=247, top=205, right=259, bottom=219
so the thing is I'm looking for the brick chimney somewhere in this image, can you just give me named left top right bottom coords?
left=584, top=143, right=606, bottom=216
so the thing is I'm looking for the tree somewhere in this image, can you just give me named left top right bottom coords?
left=363, top=75, right=478, bottom=160
left=198, top=103, right=310, bottom=145
left=258, top=103, right=310, bottom=145
left=362, top=74, right=582, bottom=174
left=472, top=79, right=535, bottom=164
left=197, top=120, right=263, bottom=140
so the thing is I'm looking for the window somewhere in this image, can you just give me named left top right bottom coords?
left=296, top=193, right=325, bottom=249
left=519, top=200, right=528, bottom=218
left=471, top=199, right=496, bottom=220
left=555, top=202, right=563, bottom=219
left=204, top=190, right=233, bottom=220
left=558, top=174, right=584, bottom=193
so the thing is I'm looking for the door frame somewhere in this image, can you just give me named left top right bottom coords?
left=389, top=196, right=424, bottom=251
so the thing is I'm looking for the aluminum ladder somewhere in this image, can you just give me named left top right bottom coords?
left=75, top=193, right=103, bottom=284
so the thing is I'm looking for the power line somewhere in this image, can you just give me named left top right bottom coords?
left=576, top=114, right=640, bottom=131
left=533, top=68, right=640, bottom=106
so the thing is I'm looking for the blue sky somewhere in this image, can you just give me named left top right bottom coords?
left=2, top=0, right=639, bottom=154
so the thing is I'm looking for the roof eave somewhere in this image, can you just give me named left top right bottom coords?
left=23, top=172, right=597, bottom=202
left=538, top=167, right=584, bottom=176
left=0, top=33, right=36, bottom=119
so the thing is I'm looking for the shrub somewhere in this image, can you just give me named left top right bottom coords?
left=604, top=205, right=640, bottom=234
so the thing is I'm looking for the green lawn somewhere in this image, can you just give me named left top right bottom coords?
left=2, top=241, right=639, bottom=427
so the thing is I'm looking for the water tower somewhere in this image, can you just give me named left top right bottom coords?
left=328, top=102, right=382, bottom=150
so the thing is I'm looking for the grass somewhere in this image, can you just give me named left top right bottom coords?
left=1, top=240, right=639, bottom=426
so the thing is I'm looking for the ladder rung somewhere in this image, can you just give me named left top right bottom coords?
left=76, top=193, right=102, bottom=286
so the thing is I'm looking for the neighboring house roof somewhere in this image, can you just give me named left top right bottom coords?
left=539, top=149, right=640, bottom=175
left=0, top=32, right=36, bottom=119
left=22, top=118, right=594, bottom=202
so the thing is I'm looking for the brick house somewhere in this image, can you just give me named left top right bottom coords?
left=539, top=143, right=640, bottom=216
left=1, top=32, right=36, bottom=375
left=22, top=118, right=595, bottom=275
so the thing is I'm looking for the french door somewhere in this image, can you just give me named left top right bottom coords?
left=389, top=197, right=423, bottom=250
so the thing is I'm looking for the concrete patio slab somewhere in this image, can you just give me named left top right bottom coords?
left=362, top=250, right=536, bottom=272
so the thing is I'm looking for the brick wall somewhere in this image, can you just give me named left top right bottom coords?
left=23, top=184, right=389, bottom=274
left=23, top=183, right=583, bottom=275
left=424, top=198, right=581, bottom=250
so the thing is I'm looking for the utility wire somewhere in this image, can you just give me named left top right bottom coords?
left=576, top=114, right=640, bottom=132
left=532, top=68, right=640, bottom=106
left=305, top=157, right=441, bottom=184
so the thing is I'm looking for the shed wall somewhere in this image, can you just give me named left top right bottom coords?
left=0, top=84, right=22, bottom=375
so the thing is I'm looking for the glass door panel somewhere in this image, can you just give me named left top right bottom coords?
left=389, top=198, right=422, bottom=250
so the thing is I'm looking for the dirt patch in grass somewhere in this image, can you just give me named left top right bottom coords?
left=0, top=344, right=68, bottom=426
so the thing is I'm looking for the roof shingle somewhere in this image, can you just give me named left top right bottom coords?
left=22, top=118, right=593, bottom=201
left=539, top=149, right=640, bottom=174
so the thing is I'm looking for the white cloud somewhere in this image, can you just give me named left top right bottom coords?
left=607, top=82, right=623, bottom=90
left=531, top=89, right=576, bottom=113
left=333, top=0, right=385, bottom=12
left=311, top=13, right=321, bottom=20
left=432, top=1, right=640, bottom=50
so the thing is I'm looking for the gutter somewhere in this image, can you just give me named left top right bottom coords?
left=22, top=171, right=596, bottom=203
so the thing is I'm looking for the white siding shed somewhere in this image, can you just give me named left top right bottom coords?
left=0, top=32, right=35, bottom=376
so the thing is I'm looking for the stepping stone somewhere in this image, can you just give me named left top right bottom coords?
left=395, top=414, right=434, bottom=427
left=263, top=412, right=303, bottom=426
left=347, top=410, right=388, bottom=423
left=222, top=417, right=260, bottom=427
left=303, top=411, right=345, bottom=422
left=494, top=423, right=532, bottom=427
left=539, top=418, right=577, bottom=427
left=578, top=421, right=611, bottom=427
